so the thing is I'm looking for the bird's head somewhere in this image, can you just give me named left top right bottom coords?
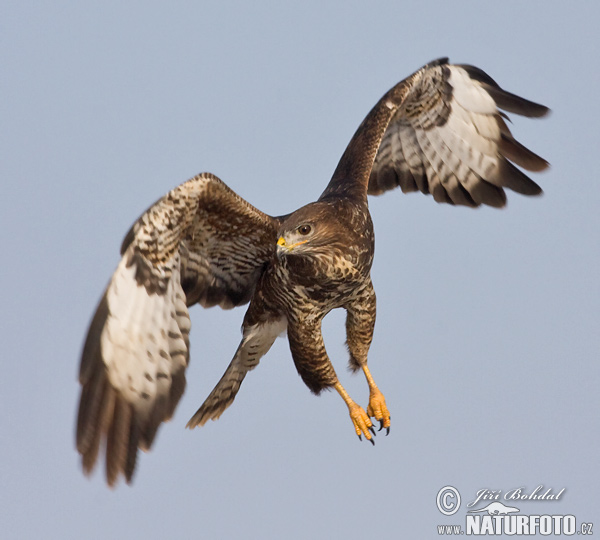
left=276, top=222, right=314, bottom=254
left=276, top=202, right=340, bottom=258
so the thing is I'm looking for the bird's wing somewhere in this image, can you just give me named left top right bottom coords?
left=321, top=58, right=549, bottom=207
left=77, top=172, right=279, bottom=485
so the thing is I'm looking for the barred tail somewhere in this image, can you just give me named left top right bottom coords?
left=186, top=317, right=286, bottom=428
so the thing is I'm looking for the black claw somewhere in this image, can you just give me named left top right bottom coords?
left=358, top=434, right=362, bottom=442
left=369, top=426, right=377, bottom=437
left=386, top=426, right=390, bottom=436
left=369, top=437, right=375, bottom=446
left=378, top=420, right=384, bottom=432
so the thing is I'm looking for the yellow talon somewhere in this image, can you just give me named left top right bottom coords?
left=367, top=388, right=391, bottom=432
left=348, top=402, right=374, bottom=442
left=334, top=382, right=375, bottom=444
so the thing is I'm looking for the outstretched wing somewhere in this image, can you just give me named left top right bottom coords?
left=321, top=58, right=549, bottom=207
left=77, top=172, right=279, bottom=485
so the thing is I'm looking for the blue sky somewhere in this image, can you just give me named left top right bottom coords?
left=2, top=1, right=599, bottom=538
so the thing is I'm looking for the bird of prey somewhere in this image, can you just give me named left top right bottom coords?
left=76, top=58, right=549, bottom=485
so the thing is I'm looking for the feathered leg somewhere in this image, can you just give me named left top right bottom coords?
left=287, top=313, right=377, bottom=444
left=346, top=281, right=390, bottom=434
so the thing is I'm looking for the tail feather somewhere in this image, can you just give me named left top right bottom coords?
left=187, top=317, right=286, bottom=428
left=186, top=348, right=249, bottom=427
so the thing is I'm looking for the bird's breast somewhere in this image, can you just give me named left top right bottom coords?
left=269, top=247, right=369, bottom=311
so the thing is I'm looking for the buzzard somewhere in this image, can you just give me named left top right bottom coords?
left=77, top=58, right=549, bottom=485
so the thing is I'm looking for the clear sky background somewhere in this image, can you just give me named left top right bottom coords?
left=2, top=1, right=599, bottom=538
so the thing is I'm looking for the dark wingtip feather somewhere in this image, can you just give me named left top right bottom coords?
left=76, top=365, right=106, bottom=456
left=499, top=134, right=550, bottom=172
left=495, top=161, right=544, bottom=196
left=485, top=84, right=550, bottom=118
left=457, top=63, right=501, bottom=88
left=78, top=372, right=118, bottom=479
left=124, top=420, right=139, bottom=484
left=446, top=181, right=478, bottom=207
left=458, top=64, right=550, bottom=118
left=105, top=397, right=133, bottom=487
left=78, top=382, right=104, bottom=476
left=469, top=181, right=507, bottom=209
left=79, top=293, right=110, bottom=384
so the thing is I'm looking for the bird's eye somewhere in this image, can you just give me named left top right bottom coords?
left=298, top=224, right=312, bottom=236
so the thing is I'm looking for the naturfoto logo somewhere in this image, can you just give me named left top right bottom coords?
left=436, top=485, right=592, bottom=536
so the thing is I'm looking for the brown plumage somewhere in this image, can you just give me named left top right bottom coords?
left=77, top=58, right=549, bottom=485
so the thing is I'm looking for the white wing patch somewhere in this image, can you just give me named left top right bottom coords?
left=102, top=248, right=190, bottom=419
left=449, top=66, right=497, bottom=115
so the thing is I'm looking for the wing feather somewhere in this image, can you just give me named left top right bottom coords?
left=356, top=59, right=549, bottom=206
left=77, top=172, right=279, bottom=485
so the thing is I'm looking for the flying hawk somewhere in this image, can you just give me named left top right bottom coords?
left=77, top=58, right=549, bottom=485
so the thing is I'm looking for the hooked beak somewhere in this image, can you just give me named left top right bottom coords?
left=277, top=236, right=307, bottom=254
